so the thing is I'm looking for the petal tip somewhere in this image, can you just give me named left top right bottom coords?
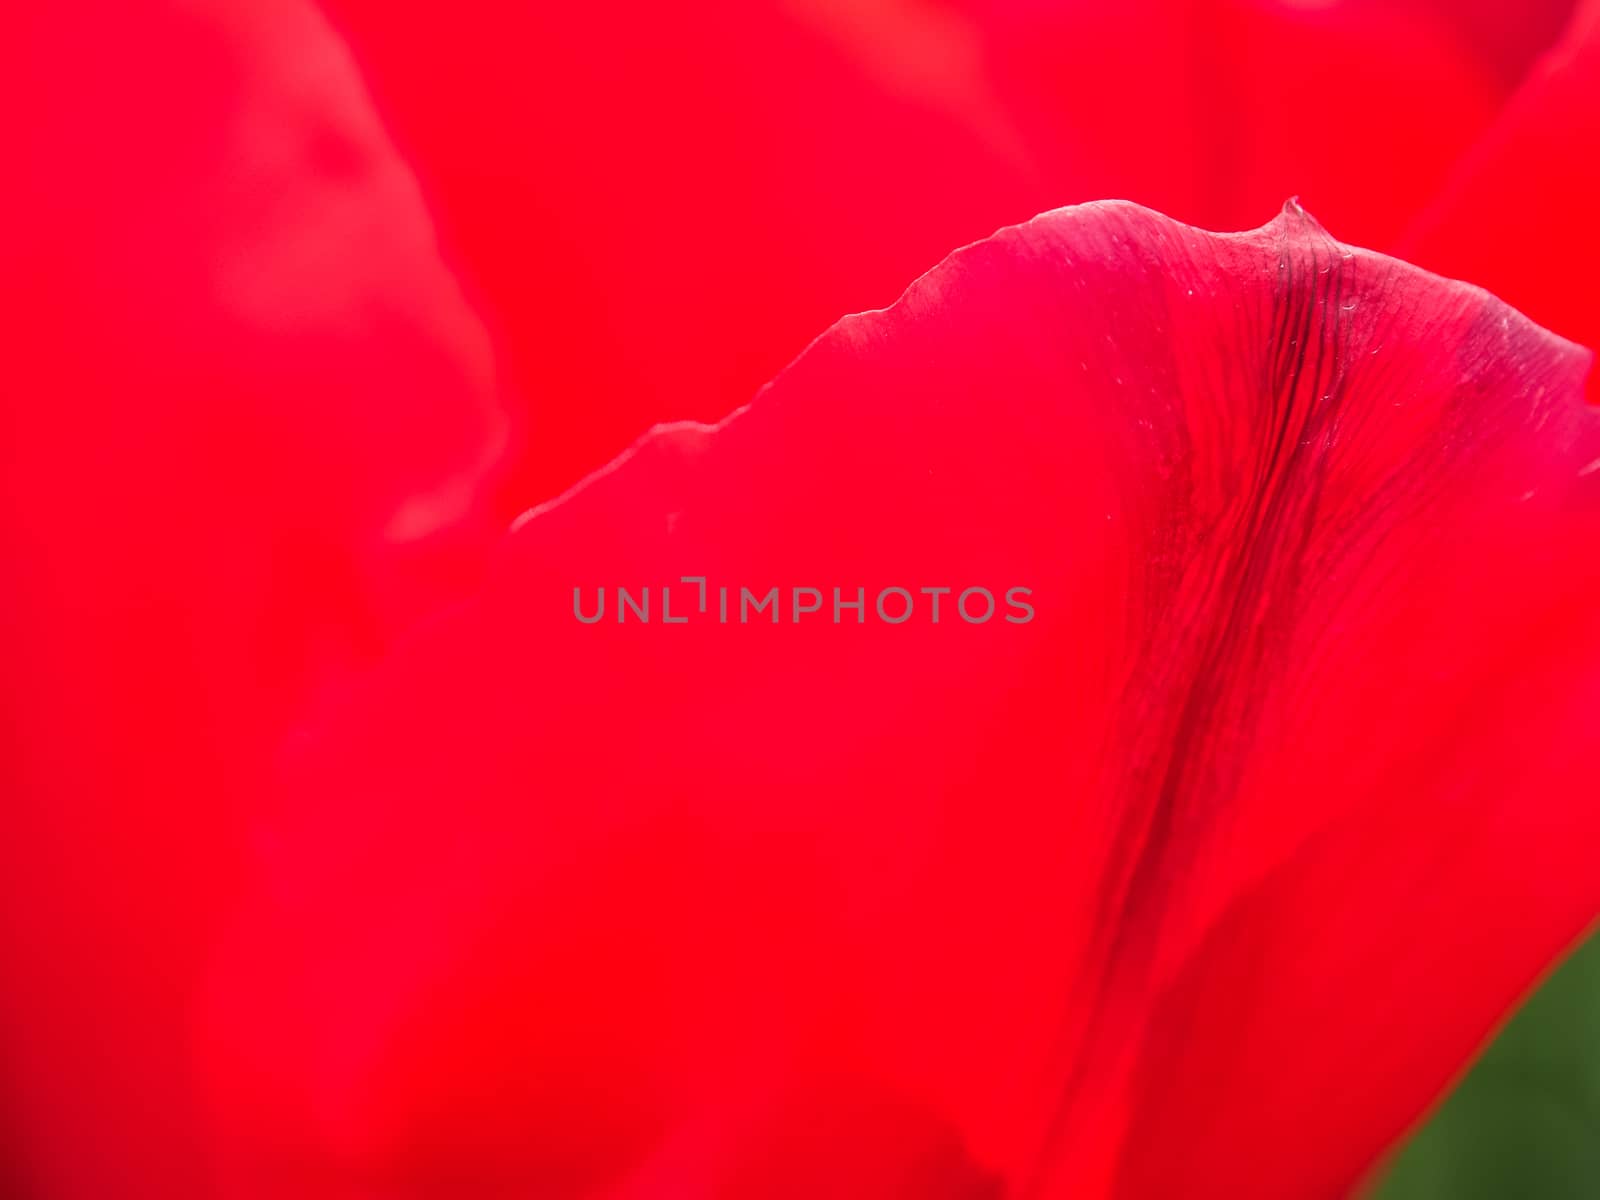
left=1277, top=195, right=1330, bottom=235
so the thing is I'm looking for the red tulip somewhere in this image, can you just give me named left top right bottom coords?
left=204, top=201, right=1600, bottom=1197
left=2, top=1, right=1597, bottom=1197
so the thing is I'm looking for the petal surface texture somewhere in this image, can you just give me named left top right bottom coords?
left=209, top=202, right=1600, bottom=1200
left=0, top=2, right=509, bottom=1194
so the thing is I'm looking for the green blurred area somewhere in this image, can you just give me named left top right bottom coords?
left=1371, top=927, right=1600, bottom=1199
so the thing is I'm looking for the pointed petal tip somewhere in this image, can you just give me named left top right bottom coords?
left=1276, top=196, right=1331, bottom=234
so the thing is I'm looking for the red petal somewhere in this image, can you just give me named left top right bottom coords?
left=956, top=0, right=1507, bottom=249
left=318, top=0, right=1053, bottom=502
left=320, top=1, right=1514, bottom=507
left=206, top=202, right=1600, bottom=1198
left=0, top=3, right=508, bottom=1194
left=1401, top=0, right=1600, bottom=400
left=1409, top=0, right=1579, bottom=86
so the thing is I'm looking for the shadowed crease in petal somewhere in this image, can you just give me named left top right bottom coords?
left=205, top=202, right=1600, bottom=1199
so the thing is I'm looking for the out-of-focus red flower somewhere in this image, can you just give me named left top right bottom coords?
left=0, top=2, right=509, bottom=1195
left=205, top=203, right=1600, bottom=1198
